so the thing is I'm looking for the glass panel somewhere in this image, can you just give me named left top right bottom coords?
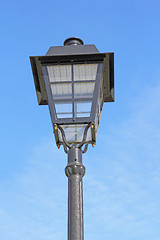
left=55, top=103, right=72, bottom=119
left=58, top=124, right=92, bottom=143
left=94, top=75, right=104, bottom=137
left=47, top=65, right=72, bottom=82
left=74, top=64, right=98, bottom=81
left=76, top=113, right=90, bottom=118
left=74, top=82, right=95, bottom=97
left=57, top=113, right=72, bottom=118
left=74, top=102, right=92, bottom=118
left=51, top=83, right=72, bottom=99
left=76, top=102, right=92, bottom=112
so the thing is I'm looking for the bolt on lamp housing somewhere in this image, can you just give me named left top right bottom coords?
left=30, top=37, right=114, bottom=147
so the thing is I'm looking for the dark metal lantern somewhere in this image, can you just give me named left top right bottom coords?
left=30, top=38, right=114, bottom=148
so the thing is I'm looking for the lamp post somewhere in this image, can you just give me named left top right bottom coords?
left=30, top=37, right=114, bottom=240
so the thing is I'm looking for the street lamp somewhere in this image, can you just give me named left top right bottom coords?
left=30, top=37, right=114, bottom=240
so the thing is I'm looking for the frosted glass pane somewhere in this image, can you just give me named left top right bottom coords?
left=47, top=65, right=71, bottom=82
left=74, top=64, right=98, bottom=81
left=51, top=83, right=72, bottom=98
left=74, top=82, right=95, bottom=97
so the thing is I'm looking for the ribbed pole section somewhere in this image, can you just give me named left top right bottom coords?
left=65, top=147, right=85, bottom=240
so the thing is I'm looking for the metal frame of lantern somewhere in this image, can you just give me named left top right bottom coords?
left=30, top=52, right=114, bottom=151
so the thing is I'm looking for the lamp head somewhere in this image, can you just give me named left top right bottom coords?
left=30, top=38, right=114, bottom=147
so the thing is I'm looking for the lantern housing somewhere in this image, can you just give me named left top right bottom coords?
left=30, top=38, right=114, bottom=147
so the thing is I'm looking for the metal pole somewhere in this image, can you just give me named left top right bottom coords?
left=65, top=147, right=85, bottom=240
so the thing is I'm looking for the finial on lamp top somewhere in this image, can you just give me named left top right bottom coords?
left=64, top=37, right=84, bottom=46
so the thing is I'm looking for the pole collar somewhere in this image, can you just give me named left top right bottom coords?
left=65, top=162, right=85, bottom=177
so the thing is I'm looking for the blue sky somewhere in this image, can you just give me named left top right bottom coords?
left=0, top=0, right=160, bottom=239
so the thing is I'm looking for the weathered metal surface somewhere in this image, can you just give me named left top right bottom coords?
left=66, top=147, right=85, bottom=240
left=103, top=53, right=114, bottom=102
left=46, top=45, right=99, bottom=56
